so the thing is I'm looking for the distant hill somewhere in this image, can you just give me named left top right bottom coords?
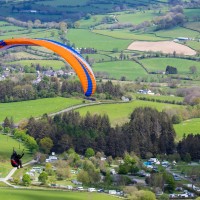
left=0, top=0, right=166, bottom=22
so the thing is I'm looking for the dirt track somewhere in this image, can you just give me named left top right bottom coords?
left=127, top=41, right=196, bottom=56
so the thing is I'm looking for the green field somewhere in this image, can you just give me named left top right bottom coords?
left=0, top=134, right=30, bottom=177
left=77, top=15, right=105, bottom=29
left=134, top=94, right=184, bottom=103
left=174, top=118, right=200, bottom=141
left=184, top=22, right=200, bottom=33
left=116, top=10, right=160, bottom=25
left=8, top=60, right=66, bottom=70
left=0, top=97, right=82, bottom=123
left=93, top=29, right=166, bottom=41
left=93, top=61, right=147, bottom=80
left=0, top=21, right=9, bottom=26
left=0, top=189, right=119, bottom=200
left=83, top=53, right=111, bottom=63
left=184, top=8, right=200, bottom=20
left=0, top=27, right=61, bottom=42
left=140, top=58, right=200, bottom=74
left=76, top=100, right=183, bottom=126
left=155, top=26, right=200, bottom=39
left=37, top=0, right=87, bottom=6
left=186, top=40, right=200, bottom=51
left=67, top=29, right=132, bottom=52
left=0, top=25, right=25, bottom=32
left=7, top=52, right=45, bottom=60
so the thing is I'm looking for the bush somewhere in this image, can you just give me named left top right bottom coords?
left=158, top=194, right=169, bottom=200
left=85, top=148, right=95, bottom=158
left=171, top=114, right=182, bottom=124
left=118, top=164, right=129, bottom=174
left=38, top=172, right=48, bottom=185
left=22, top=174, right=31, bottom=186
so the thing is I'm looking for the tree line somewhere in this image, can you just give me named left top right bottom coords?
left=177, top=87, right=200, bottom=106
left=22, top=106, right=200, bottom=161
left=177, top=134, right=200, bottom=161
left=24, top=107, right=176, bottom=159
left=0, top=78, right=123, bottom=102
left=22, top=107, right=200, bottom=161
left=153, top=5, right=185, bottom=30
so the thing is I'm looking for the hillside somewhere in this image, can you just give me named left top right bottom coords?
left=0, top=1, right=200, bottom=199
left=0, top=134, right=30, bottom=177
left=0, top=0, right=166, bottom=22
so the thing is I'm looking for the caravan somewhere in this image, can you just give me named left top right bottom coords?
left=88, top=188, right=96, bottom=192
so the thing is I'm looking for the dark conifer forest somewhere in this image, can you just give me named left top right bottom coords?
left=26, top=107, right=176, bottom=158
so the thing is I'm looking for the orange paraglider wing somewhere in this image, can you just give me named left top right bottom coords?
left=0, top=38, right=96, bottom=96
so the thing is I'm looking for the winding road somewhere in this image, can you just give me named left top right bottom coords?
left=0, top=160, right=36, bottom=188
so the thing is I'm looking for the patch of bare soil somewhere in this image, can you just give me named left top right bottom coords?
left=127, top=41, right=196, bottom=56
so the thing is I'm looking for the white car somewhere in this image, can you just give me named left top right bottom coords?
left=169, top=194, right=177, bottom=198
left=179, top=193, right=188, bottom=198
left=67, top=185, right=73, bottom=190
left=88, top=188, right=96, bottom=192
left=77, top=187, right=84, bottom=191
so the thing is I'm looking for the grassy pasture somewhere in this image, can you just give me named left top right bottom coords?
left=0, top=20, right=23, bottom=29
left=30, top=45, right=54, bottom=52
left=184, top=8, right=200, bottom=20
left=93, top=60, right=147, bottom=80
left=8, top=52, right=45, bottom=60
left=155, top=26, right=200, bottom=39
left=174, top=118, right=200, bottom=141
left=0, top=134, right=30, bottom=177
left=83, top=53, right=111, bottom=62
left=67, top=29, right=132, bottom=51
left=186, top=40, right=200, bottom=51
left=0, top=29, right=29, bottom=39
left=0, top=97, right=82, bottom=123
left=116, top=10, right=160, bottom=25
left=38, top=0, right=88, bottom=6
left=184, top=22, right=200, bottom=33
left=134, top=94, right=184, bottom=103
left=8, top=60, right=66, bottom=70
left=0, top=25, right=25, bottom=32
left=140, top=58, right=200, bottom=74
left=78, top=15, right=105, bottom=29
left=0, top=189, right=119, bottom=200
left=0, top=21, right=9, bottom=26
left=0, top=28, right=61, bottom=42
left=76, top=100, right=183, bottom=126
left=93, top=29, right=166, bottom=41
left=22, top=29, right=60, bottom=40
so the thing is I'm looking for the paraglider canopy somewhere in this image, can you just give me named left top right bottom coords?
left=0, top=38, right=96, bottom=97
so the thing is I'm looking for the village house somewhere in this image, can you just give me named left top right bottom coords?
left=138, top=89, right=154, bottom=95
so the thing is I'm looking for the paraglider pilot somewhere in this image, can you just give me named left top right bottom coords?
left=10, top=148, right=24, bottom=169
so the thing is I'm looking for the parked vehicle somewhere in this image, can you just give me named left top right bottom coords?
left=97, top=189, right=104, bottom=193
left=77, top=187, right=84, bottom=191
left=110, top=169, right=116, bottom=175
left=67, top=185, right=73, bottom=190
left=71, top=179, right=82, bottom=185
left=175, top=187, right=183, bottom=191
left=156, top=191, right=163, bottom=196
left=162, top=161, right=169, bottom=168
left=88, top=188, right=96, bottom=192
left=187, top=192, right=195, bottom=197
left=174, top=176, right=181, bottom=181
left=179, top=193, right=188, bottom=198
left=108, top=190, right=117, bottom=195
left=169, top=194, right=178, bottom=198
left=132, top=179, right=137, bottom=184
